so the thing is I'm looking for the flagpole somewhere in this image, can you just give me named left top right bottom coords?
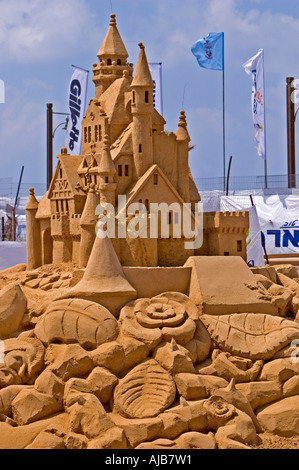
left=222, top=33, right=226, bottom=191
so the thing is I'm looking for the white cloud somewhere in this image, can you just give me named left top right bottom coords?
left=144, top=0, right=299, bottom=77
left=0, top=0, right=97, bottom=63
left=0, top=80, right=53, bottom=182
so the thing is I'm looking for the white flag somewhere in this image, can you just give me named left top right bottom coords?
left=64, top=66, right=89, bottom=155
left=149, top=62, right=163, bottom=116
left=243, top=49, right=266, bottom=160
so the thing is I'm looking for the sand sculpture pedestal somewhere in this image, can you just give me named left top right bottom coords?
left=0, top=250, right=299, bottom=449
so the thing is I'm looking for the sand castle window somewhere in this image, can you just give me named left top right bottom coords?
left=139, top=144, right=142, bottom=153
left=95, top=125, right=102, bottom=142
left=107, top=58, right=112, bottom=65
left=59, top=168, right=63, bottom=179
left=56, top=200, right=59, bottom=213
left=84, top=127, right=87, bottom=143
left=118, top=165, right=122, bottom=177
left=237, top=240, right=242, bottom=252
left=133, top=91, right=135, bottom=104
left=88, top=126, right=92, bottom=143
left=117, top=59, right=121, bottom=65
left=224, top=252, right=229, bottom=256
left=105, top=176, right=109, bottom=183
left=145, top=91, right=149, bottom=103
left=125, top=165, right=129, bottom=176
left=154, top=174, right=158, bottom=185
left=65, top=199, right=69, bottom=212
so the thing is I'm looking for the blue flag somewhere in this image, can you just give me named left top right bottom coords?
left=191, top=32, right=224, bottom=71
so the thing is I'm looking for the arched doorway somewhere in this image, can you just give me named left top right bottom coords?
left=43, top=228, right=53, bottom=265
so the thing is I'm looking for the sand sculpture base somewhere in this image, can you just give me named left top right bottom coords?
left=0, top=257, right=299, bottom=450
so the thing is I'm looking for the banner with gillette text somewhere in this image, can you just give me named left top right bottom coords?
left=64, top=65, right=89, bottom=155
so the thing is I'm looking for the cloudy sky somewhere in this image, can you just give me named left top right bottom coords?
left=1, top=0, right=299, bottom=189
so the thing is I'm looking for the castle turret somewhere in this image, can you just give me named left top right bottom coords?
left=99, top=135, right=117, bottom=205
left=176, top=110, right=191, bottom=202
left=26, top=187, right=42, bottom=269
left=92, top=14, right=133, bottom=99
left=79, top=183, right=99, bottom=268
left=131, top=42, right=154, bottom=180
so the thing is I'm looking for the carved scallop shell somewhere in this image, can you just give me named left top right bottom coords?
left=35, top=298, right=119, bottom=350
left=113, top=359, right=176, bottom=419
left=201, top=313, right=299, bottom=360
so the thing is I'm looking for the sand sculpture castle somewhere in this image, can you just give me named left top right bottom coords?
left=2, top=13, right=299, bottom=451
left=25, top=13, right=249, bottom=271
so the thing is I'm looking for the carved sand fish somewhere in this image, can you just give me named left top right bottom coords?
left=201, top=313, right=299, bottom=360
left=34, top=298, right=119, bottom=350
left=113, top=359, right=176, bottom=419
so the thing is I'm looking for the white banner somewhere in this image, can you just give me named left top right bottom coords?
left=246, top=205, right=265, bottom=267
left=254, top=194, right=299, bottom=256
left=64, top=66, right=89, bottom=155
left=243, top=49, right=266, bottom=160
left=213, top=192, right=299, bottom=256
left=149, top=62, right=163, bottom=116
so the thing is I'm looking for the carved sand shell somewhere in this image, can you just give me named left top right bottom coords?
left=2, top=337, right=45, bottom=384
left=201, top=313, right=299, bottom=360
left=113, top=359, right=176, bottom=419
left=34, top=298, right=119, bottom=350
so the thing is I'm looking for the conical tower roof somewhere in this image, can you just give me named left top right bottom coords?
left=26, top=187, right=39, bottom=211
left=80, top=183, right=99, bottom=226
left=176, top=110, right=190, bottom=142
left=65, top=224, right=137, bottom=316
left=99, top=135, right=117, bottom=175
left=98, top=14, right=128, bottom=59
left=131, top=43, right=154, bottom=88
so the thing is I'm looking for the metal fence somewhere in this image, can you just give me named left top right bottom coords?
left=1, top=174, right=299, bottom=199
left=0, top=178, right=46, bottom=242
left=194, top=174, right=299, bottom=192
left=0, top=178, right=46, bottom=199
left=0, top=173, right=299, bottom=242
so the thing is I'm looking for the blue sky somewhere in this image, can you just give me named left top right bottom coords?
left=1, top=0, right=299, bottom=188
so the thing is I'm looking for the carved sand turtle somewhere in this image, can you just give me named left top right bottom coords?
left=201, top=313, right=299, bottom=360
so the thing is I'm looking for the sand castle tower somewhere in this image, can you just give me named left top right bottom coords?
left=98, top=135, right=117, bottom=205
left=66, top=216, right=137, bottom=316
left=79, top=182, right=99, bottom=268
left=93, top=13, right=133, bottom=99
left=26, top=188, right=42, bottom=270
left=131, top=42, right=154, bottom=180
left=176, top=110, right=191, bottom=203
